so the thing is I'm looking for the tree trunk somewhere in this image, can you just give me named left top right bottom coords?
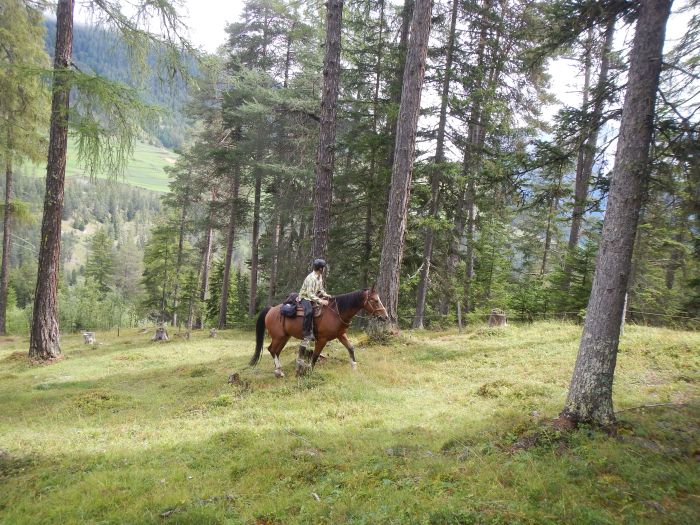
left=249, top=165, right=262, bottom=316
left=312, top=0, right=343, bottom=261
left=385, top=0, right=414, bottom=174
left=171, top=198, right=188, bottom=327
left=0, top=151, right=13, bottom=335
left=566, top=20, right=615, bottom=267
left=377, top=0, right=433, bottom=327
left=197, top=195, right=215, bottom=327
left=541, top=169, right=564, bottom=275
left=218, top=171, right=240, bottom=329
left=560, top=0, right=672, bottom=428
left=413, top=0, right=458, bottom=328
left=439, top=0, right=493, bottom=315
left=362, top=0, right=386, bottom=289
left=268, top=206, right=282, bottom=304
left=29, top=0, right=74, bottom=361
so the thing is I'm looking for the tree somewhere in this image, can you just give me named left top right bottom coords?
left=29, top=0, right=191, bottom=360
left=376, top=0, right=433, bottom=327
left=85, top=229, right=115, bottom=294
left=412, top=0, right=459, bottom=328
left=0, top=0, right=49, bottom=336
left=560, top=0, right=674, bottom=428
left=312, top=0, right=344, bottom=261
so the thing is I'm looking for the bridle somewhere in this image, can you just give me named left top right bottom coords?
left=327, top=291, right=386, bottom=326
left=362, top=292, right=387, bottom=318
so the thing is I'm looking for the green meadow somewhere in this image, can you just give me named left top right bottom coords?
left=21, top=139, right=176, bottom=193
left=0, top=322, right=698, bottom=524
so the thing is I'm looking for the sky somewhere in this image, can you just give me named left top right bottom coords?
left=180, top=0, right=244, bottom=53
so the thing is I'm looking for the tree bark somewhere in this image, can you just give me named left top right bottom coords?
left=362, top=0, right=386, bottom=289
left=0, top=150, right=13, bottom=335
left=377, top=0, right=433, bottom=327
left=312, top=0, right=343, bottom=261
left=560, top=0, right=672, bottom=428
left=566, top=21, right=615, bottom=266
left=218, top=170, right=240, bottom=329
left=413, top=0, right=458, bottom=328
left=249, top=164, right=262, bottom=315
left=29, top=0, right=74, bottom=360
left=171, top=197, right=188, bottom=327
left=197, top=194, right=215, bottom=327
left=385, top=0, right=414, bottom=174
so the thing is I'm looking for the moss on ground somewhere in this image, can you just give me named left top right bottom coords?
left=0, top=322, right=698, bottom=524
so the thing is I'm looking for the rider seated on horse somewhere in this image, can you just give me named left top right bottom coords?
left=299, top=258, right=331, bottom=348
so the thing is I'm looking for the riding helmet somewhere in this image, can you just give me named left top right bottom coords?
left=313, top=258, right=327, bottom=270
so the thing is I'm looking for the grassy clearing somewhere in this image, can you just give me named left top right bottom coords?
left=0, top=322, right=698, bottom=524
left=22, top=139, right=175, bottom=192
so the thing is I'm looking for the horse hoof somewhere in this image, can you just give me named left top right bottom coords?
left=351, top=361, right=358, bottom=370
left=274, top=368, right=285, bottom=378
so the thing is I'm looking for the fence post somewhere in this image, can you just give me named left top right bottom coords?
left=457, top=301, right=462, bottom=333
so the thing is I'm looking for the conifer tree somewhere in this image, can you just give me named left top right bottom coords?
left=560, top=0, right=673, bottom=428
left=0, top=0, right=49, bottom=335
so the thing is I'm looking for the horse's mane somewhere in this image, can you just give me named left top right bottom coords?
left=332, top=289, right=366, bottom=313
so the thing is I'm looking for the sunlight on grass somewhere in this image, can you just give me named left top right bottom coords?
left=0, top=322, right=698, bottom=524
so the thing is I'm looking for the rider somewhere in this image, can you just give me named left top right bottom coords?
left=298, top=258, right=331, bottom=348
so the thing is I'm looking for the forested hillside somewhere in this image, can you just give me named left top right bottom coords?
left=44, top=18, right=191, bottom=149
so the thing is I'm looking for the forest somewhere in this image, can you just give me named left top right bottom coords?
left=2, top=0, right=697, bottom=343
left=1, top=0, right=699, bottom=522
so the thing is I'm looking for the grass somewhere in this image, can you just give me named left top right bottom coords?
left=22, top=138, right=176, bottom=192
left=0, top=322, right=698, bottom=524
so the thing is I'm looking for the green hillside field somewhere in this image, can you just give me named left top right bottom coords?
left=22, top=139, right=176, bottom=192
left=0, top=322, right=698, bottom=524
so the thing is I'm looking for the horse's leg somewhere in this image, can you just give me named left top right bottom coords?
left=337, top=333, right=358, bottom=370
left=310, top=339, right=328, bottom=371
left=271, top=335, right=290, bottom=378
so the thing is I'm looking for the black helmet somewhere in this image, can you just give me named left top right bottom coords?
left=313, top=258, right=327, bottom=270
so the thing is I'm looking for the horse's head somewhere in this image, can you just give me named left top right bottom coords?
left=364, top=284, right=388, bottom=321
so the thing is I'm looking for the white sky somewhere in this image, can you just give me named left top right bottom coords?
left=180, top=0, right=244, bottom=53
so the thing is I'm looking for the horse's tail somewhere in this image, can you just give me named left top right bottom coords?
left=250, top=306, right=272, bottom=366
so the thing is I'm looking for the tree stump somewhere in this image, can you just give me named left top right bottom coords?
left=488, top=309, right=507, bottom=327
left=82, top=332, right=96, bottom=345
left=152, top=327, right=169, bottom=341
left=209, top=328, right=218, bottom=338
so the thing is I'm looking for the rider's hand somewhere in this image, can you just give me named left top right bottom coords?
left=320, top=299, right=329, bottom=306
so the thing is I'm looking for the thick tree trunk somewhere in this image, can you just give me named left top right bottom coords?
left=218, top=171, right=240, bottom=329
left=29, top=0, right=74, bottom=360
left=0, top=152, right=13, bottom=335
left=377, top=0, right=433, bottom=327
left=312, top=0, right=343, bottom=261
left=566, top=21, right=615, bottom=264
left=249, top=165, right=262, bottom=316
left=385, top=0, right=414, bottom=174
left=413, top=0, right=458, bottom=328
left=560, top=0, right=672, bottom=428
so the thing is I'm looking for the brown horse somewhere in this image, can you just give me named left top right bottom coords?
left=250, top=286, right=388, bottom=377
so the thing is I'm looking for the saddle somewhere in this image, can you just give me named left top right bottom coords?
left=281, top=292, right=323, bottom=318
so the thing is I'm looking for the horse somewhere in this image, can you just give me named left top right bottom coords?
left=249, top=286, right=388, bottom=377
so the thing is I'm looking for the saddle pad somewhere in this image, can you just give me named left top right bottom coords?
left=295, top=305, right=323, bottom=318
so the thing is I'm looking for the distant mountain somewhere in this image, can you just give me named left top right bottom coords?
left=44, top=18, right=193, bottom=149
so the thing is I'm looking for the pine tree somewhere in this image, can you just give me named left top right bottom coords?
left=0, top=0, right=49, bottom=335
left=560, top=0, right=673, bottom=428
